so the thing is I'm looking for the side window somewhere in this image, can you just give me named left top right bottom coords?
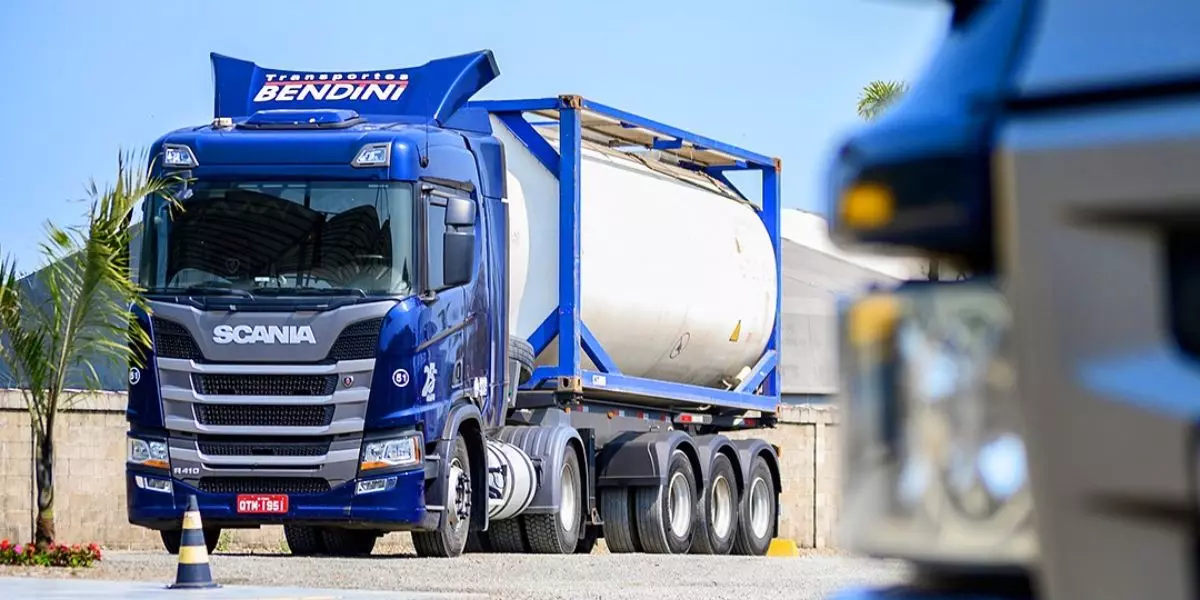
left=425, top=200, right=447, bottom=290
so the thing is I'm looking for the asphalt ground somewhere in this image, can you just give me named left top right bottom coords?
left=0, top=549, right=909, bottom=600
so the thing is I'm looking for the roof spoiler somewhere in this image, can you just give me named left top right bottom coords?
left=210, top=50, right=500, bottom=124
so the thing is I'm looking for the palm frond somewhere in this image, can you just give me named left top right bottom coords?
left=857, top=80, right=910, bottom=121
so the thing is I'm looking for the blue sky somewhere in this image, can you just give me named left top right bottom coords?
left=0, top=0, right=948, bottom=273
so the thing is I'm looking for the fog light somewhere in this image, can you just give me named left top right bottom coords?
left=135, top=475, right=173, bottom=494
left=355, top=477, right=396, bottom=496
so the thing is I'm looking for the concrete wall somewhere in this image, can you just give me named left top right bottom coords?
left=0, top=391, right=840, bottom=551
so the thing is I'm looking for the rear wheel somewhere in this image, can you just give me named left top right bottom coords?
left=523, top=447, right=582, bottom=553
left=321, top=528, right=377, bottom=557
left=284, top=524, right=327, bottom=556
left=634, top=450, right=697, bottom=554
left=484, top=518, right=525, bottom=553
left=160, top=527, right=221, bottom=555
left=732, top=455, right=777, bottom=556
left=692, top=453, right=739, bottom=555
left=412, top=435, right=473, bottom=558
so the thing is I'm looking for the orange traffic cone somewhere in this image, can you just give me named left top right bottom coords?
left=169, top=495, right=219, bottom=589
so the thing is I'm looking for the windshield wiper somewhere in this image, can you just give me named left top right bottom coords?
left=147, top=285, right=254, bottom=298
left=250, top=287, right=367, bottom=298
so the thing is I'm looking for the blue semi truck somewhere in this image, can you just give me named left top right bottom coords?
left=124, top=50, right=784, bottom=558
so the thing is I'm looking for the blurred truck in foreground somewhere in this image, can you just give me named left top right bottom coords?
left=827, top=0, right=1200, bottom=598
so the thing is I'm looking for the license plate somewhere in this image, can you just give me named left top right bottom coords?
left=236, top=494, right=289, bottom=514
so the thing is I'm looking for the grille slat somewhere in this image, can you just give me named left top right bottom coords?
left=194, top=404, right=335, bottom=427
left=197, top=439, right=331, bottom=457
left=153, top=317, right=203, bottom=360
left=194, top=374, right=337, bottom=396
left=327, top=318, right=383, bottom=361
left=198, top=477, right=331, bottom=495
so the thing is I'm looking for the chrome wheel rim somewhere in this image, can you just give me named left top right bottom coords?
left=710, top=475, right=734, bottom=539
left=749, top=476, right=771, bottom=539
left=559, top=460, right=579, bottom=531
left=668, top=471, right=693, bottom=538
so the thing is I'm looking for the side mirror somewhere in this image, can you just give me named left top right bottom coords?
left=443, top=230, right=475, bottom=287
left=445, top=197, right=476, bottom=228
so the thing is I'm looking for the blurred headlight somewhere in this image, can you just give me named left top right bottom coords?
left=838, top=280, right=1036, bottom=569
left=127, top=438, right=170, bottom=470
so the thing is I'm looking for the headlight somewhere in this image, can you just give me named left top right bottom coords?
left=128, top=438, right=170, bottom=470
left=360, top=433, right=422, bottom=471
left=838, top=280, right=1036, bottom=569
left=162, top=144, right=198, bottom=168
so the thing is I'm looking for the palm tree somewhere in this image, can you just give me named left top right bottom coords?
left=0, top=151, right=178, bottom=549
left=856, top=80, right=909, bottom=121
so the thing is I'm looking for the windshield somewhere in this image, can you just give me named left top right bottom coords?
left=140, top=181, right=414, bottom=296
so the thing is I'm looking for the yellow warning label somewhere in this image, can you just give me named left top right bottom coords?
left=729, top=320, right=742, bottom=342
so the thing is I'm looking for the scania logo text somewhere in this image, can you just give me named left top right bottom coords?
left=212, top=324, right=317, bottom=345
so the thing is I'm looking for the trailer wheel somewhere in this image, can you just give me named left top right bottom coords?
left=159, top=527, right=220, bottom=555
left=635, top=450, right=697, bottom=554
left=732, top=455, right=777, bottom=556
left=284, top=524, right=327, bottom=556
left=412, top=435, right=473, bottom=558
left=523, top=447, right=582, bottom=553
left=692, top=452, right=738, bottom=555
left=599, top=487, right=639, bottom=553
left=321, top=528, right=377, bottom=557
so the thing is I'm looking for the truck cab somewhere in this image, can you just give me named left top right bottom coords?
left=126, top=49, right=785, bottom=559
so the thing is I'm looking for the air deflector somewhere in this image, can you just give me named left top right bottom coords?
left=210, top=50, right=500, bottom=124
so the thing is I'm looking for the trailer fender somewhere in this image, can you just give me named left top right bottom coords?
left=494, top=424, right=583, bottom=515
left=691, top=434, right=741, bottom=493
left=596, top=430, right=700, bottom=489
left=730, top=439, right=782, bottom=536
left=428, top=401, right=489, bottom=531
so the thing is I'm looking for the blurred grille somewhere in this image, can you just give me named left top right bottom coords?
left=197, top=477, right=331, bottom=495
left=197, top=436, right=331, bottom=457
left=153, top=318, right=203, bottom=360
left=193, top=374, right=337, bottom=396
left=194, top=404, right=335, bottom=427
left=327, top=318, right=383, bottom=361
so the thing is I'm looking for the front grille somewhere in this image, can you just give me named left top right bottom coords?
left=327, top=318, right=384, bottom=361
left=193, top=374, right=337, bottom=396
left=153, top=318, right=203, bottom=360
left=194, top=404, right=335, bottom=427
left=198, top=477, right=331, bottom=495
left=197, top=436, right=332, bottom=457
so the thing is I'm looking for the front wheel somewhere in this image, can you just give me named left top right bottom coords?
left=284, top=524, right=327, bottom=556
left=412, top=435, right=473, bottom=558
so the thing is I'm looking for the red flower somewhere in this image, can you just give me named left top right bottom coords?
left=0, top=539, right=9, bottom=550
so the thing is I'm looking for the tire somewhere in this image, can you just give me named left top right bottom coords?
left=284, top=524, right=327, bottom=556
left=321, top=528, right=377, bottom=557
left=412, top=435, right=473, bottom=558
left=508, top=336, right=535, bottom=384
left=523, top=447, right=582, bottom=553
left=484, top=518, right=526, bottom=553
left=634, top=450, right=697, bottom=554
left=160, top=527, right=220, bottom=555
left=599, top=487, right=639, bottom=553
left=732, top=455, right=777, bottom=556
left=691, top=453, right=739, bottom=555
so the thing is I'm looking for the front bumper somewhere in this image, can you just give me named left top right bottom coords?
left=126, top=467, right=435, bottom=531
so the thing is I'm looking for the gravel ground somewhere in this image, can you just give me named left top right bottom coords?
left=0, top=549, right=909, bottom=600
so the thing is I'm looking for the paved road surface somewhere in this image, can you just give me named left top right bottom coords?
left=1, top=577, right=484, bottom=599
left=0, top=550, right=908, bottom=600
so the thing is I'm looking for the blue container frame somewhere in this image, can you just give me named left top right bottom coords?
left=472, top=95, right=782, bottom=414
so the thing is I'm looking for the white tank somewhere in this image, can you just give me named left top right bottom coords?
left=492, top=115, right=778, bottom=389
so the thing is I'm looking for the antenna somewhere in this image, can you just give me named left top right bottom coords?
left=420, top=85, right=431, bottom=167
